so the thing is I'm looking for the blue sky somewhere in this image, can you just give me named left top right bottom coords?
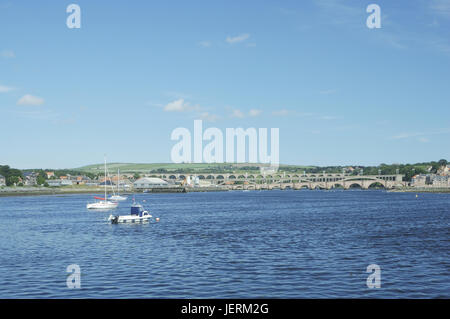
left=1, top=0, right=450, bottom=169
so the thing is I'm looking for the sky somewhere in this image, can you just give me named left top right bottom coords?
left=1, top=0, right=450, bottom=169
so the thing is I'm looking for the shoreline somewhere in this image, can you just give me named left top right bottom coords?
left=388, top=187, right=450, bottom=194
left=2, top=186, right=450, bottom=198
left=0, top=186, right=230, bottom=197
left=0, top=187, right=109, bottom=197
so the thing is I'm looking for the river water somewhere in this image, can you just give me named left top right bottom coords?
left=0, top=190, right=448, bottom=298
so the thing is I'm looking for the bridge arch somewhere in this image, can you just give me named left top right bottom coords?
left=368, top=182, right=385, bottom=189
left=347, top=182, right=363, bottom=189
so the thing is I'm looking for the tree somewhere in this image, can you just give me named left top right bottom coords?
left=0, top=165, right=23, bottom=186
left=37, top=175, right=46, bottom=185
left=7, top=176, right=20, bottom=186
left=438, top=159, right=448, bottom=167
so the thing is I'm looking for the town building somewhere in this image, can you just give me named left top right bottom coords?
left=61, top=179, right=73, bottom=186
left=432, top=175, right=450, bottom=187
left=411, top=174, right=428, bottom=187
left=438, top=165, right=450, bottom=176
left=23, top=172, right=38, bottom=186
left=133, top=177, right=168, bottom=189
left=47, top=180, right=61, bottom=187
left=70, top=175, right=92, bottom=185
left=0, top=174, right=6, bottom=186
left=46, top=171, right=55, bottom=179
left=110, top=175, right=132, bottom=189
left=46, top=179, right=73, bottom=187
left=260, top=166, right=278, bottom=175
left=411, top=174, right=450, bottom=188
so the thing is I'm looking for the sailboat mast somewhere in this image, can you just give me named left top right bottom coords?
left=104, top=156, right=107, bottom=200
left=117, top=169, right=120, bottom=195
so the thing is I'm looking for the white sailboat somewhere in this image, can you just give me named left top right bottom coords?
left=87, top=157, right=119, bottom=210
left=109, top=168, right=128, bottom=201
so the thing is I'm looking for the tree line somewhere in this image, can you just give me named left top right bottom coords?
left=0, top=165, right=24, bottom=186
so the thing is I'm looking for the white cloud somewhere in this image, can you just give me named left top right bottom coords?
left=163, top=91, right=192, bottom=99
left=391, top=128, right=450, bottom=140
left=272, top=109, right=290, bottom=116
left=17, top=94, right=44, bottom=106
left=163, top=99, right=200, bottom=112
left=226, top=33, right=250, bottom=44
left=320, top=115, right=338, bottom=120
left=0, top=85, right=14, bottom=93
left=431, top=0, right=450, bottom=18
left=199, top=112, right=219, bottom=122
left=164, top=99, right=189, bottom=112
left=319, top=89, right=338, bottom=95
left=199, top=41, right=211, bottom=48
left=392, top=132, right=415, bottom=139
left=230, top=109, right=245, bottom=118
left=418, top=137, right=429, bottom=143
left=1, top=50, right=15, bottom=58
left=249, top=109, right=262, bottom=117
left=313, top=0, right=361, bottom=26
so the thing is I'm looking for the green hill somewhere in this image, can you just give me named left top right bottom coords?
left=77, top=163, right=313, bottom=174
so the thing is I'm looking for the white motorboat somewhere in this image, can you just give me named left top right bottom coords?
left=87, top=157, right=119, bottom=210
left=109, top=169, right=128, bottom=201
left=109, top=195, right=128, bottom=201
left=108, top=202, right=152, bottom=224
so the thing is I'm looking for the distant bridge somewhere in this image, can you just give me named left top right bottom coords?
left=151, top=173, right=406, bottom=190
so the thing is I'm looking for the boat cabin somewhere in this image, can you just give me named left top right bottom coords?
left=130, top=204, right=149, bottom=217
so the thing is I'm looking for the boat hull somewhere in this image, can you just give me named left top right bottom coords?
left=109, top=195, right=128, bottom=201
left=87, top=201, right=119, bottom=210
left=108, top=211, right=152, bottom=224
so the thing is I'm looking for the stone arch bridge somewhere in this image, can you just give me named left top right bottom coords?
left=151, top=173, right=405, bottom=190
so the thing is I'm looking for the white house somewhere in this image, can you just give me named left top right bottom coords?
left=46, top=179, right=73, bottom=187
left=133, top=177, right=168, bottom=189
left=0, top=174, right=6, bottom=186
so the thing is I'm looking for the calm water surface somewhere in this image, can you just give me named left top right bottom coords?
left=0, top=190, right=448, bottom=298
